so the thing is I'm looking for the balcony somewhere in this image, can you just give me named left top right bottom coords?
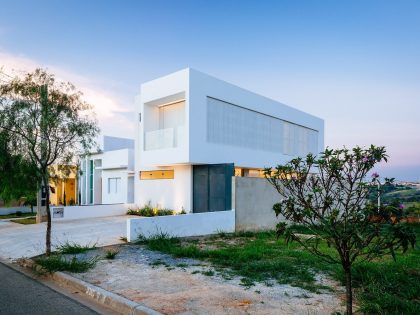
left=144, top=126, right=184, bottom=151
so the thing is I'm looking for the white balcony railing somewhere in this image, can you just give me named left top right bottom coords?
left=145, top=126, right=184, bottom=151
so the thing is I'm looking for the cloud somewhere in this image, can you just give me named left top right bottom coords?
left=0, top=50, right=135, bottom=139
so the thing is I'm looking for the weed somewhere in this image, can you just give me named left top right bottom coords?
left=105, top=249, right=119, bottom=259
left=176, top=263, right=188, bottom=268
left=119, top=236, right=128, bottom=242
left=255, top=290, right=261, bottom=294
left=202, top=270, right=215, bottom=276
left=57, top=241, right=97, bottom=254
left=35, top=255, right=97, bottom=273
left=191, top=270, right=200, bottom=274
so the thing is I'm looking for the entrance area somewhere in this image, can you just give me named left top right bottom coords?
left=192, top=164, right=234, bottom=213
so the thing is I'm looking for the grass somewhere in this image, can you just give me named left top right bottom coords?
left=10, top=217, right=36, bottom=224
left=0, top=212, right=36, bottom=219
left=105, top=249, right=119, bottom=259
left=56, top=241, right=97, bottom=254
left=139, top=225, right=420, bottom=314
left=35, top=255, right=98, bottom=273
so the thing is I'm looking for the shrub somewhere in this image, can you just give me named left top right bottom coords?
left=15, top=211, right=22, bottom=217
left=127, top=202, right=175, bottom=217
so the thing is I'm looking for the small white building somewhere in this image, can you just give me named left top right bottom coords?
left=135, top=68, right=324, bottom=213
left=78, top=136, right=135, bottom=205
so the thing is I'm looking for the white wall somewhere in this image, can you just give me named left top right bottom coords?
left=127, top=210, right=235, bottom=241
left=51, top=204, right=133, bottom=221
left=138, top=70, right=190, bottom=167
left=188, top=68, right=325, bottom=168
left=0, top=207, right=32, bottom=215
left=135, top=165, right=192, bottom=212
left=101, top=169, right=129, bottom=204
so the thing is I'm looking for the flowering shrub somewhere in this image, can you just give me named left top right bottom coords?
left=127, top=202, right=176, bottom=217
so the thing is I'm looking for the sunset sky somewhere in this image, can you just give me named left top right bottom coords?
left=1, top=0, right=419, bottom=181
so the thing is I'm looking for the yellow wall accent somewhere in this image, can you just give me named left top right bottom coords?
left=49, top=165, right=78, bottom=206
left=140, top=170, right=174, bottom=180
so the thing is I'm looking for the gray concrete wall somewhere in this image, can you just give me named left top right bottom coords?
left=232, top=176, right=284, bottom=231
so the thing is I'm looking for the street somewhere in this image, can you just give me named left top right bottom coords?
left=0, top=262, right=98, bottom=315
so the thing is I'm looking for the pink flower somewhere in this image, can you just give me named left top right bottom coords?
left=399, top=203, right=406, bottom=209
left=371, top=172, right=380, bottom=178
left=362, top=156, right=369, bottom=163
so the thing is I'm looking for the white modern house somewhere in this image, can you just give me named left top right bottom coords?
left=135, top=68, right=324, bottom=214
left=78, top=136, right=135, bottom=205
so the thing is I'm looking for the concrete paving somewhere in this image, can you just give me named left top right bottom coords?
left=0, top=262, right=98, bottom=314
left=0, top=216, right=131, bottom=260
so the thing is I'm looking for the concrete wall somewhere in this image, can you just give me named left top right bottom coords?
left=233, top=176, right=285, bottom=231
left=102, top=169, right=129, bottom=204
left=0, top=207, right=32, bottom=215
left=135, top=165, right=192, bottom=213
left=127, top=210, right=235, bottom=241
left=188, top=68, right=324, bottom=167
left=51, top=204, right=133, bottom=221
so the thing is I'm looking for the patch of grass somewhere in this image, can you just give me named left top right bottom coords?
left=35, top=255, right=98, bottom=273
left=201, top=269, right=215, bottom=276
left=105, top=249, right=119, bottom=259
left=0, top=212, right=36, bottom=219
left=140, top=225, right=420, bottom=314
left=191, top=270, right=200, bottom=274
left=57, top=241, right=97, bottom=254
left=119, top=236, right=128, bottom=242
left=176, top=263, right=188, bottom=268
left=10, top=217, right=36, bottom=224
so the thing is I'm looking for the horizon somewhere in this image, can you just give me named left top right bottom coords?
left=1, top=0, right=419, bottom=181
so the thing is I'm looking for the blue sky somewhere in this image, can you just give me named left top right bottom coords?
left=1, top=0, right=419, bottom=181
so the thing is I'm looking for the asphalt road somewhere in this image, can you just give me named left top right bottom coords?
left=0, top=262, right=98, bottom=315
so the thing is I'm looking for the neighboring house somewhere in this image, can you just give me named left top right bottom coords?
left=49, top=165, right=77, bottom=206
left=78, top=136, right=135, bottom=205
left=135, top=68, right=324, bottom=213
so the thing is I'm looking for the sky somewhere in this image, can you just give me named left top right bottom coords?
left=0, top=0, right=419, bottom=181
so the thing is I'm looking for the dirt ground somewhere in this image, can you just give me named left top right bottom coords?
left=69, top=245, right=345, bottom=315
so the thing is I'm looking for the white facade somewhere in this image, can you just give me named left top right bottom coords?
left=79, top=136, right=135, bottom=205
left=135, top=68, right=324, bottom=213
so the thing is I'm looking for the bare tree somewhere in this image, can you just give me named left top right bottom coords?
left=0, top=69, right=99, bottom=255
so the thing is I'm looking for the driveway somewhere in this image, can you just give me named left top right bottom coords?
left=0, top=216, right=131, bottom=260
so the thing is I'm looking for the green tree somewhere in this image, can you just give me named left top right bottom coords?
left=264, top=145, right=416, bottom=315
left=0, top=131, right=38, bottom=211
left=0, top=69, right=99, bottom=255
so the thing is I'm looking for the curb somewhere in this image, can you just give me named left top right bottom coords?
left=17, top=258, right=162, bottom=315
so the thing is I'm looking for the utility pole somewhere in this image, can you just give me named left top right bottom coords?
left=36, top=84, right=48, bottom=223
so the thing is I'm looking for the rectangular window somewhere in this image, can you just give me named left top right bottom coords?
left=139, top=170, right=174, bottom=180
left=108, top=177, right=121, bottom=194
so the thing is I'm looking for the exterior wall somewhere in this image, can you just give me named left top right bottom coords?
left=0, top=207, right=32, bottom=215
left=188, top=69, right=324, bottom=168
left=127, top=210, right=235, bottom=241
left=101, top=169, right=129, bottom=204
left=51, top=203, right=133, bottom=221
left=78, top=147, right=134, bottom=205
left=135, top=165, right=192, bottom=212
left=138, top=70, right=190, bottom=167
left=233, top=176, right=285, bottom=231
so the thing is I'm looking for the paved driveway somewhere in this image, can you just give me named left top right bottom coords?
left=0, top=216, right=131, bottom=260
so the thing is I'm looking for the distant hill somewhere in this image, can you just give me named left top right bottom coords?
left=368, top=185, right=420, bottom=216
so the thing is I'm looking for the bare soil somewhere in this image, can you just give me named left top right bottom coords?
left=69, top=245, right=344, bottom=315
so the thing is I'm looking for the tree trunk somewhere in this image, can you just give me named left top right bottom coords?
left=44, top=177, right=52, bottom=256
left=344, top=266, right=353, bottom=315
